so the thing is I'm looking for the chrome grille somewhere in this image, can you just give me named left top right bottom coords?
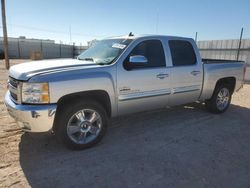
left=10, top=91, right=18, bottom=101
left=9, top=77, right=18, bottom=88
left=8, top=77, right=21, bottom=103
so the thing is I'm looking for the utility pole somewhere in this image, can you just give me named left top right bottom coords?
left=155, top=13, right=159, bottom=34
left=1, top=0, right=9, bottom=69
left=236, top=27, right=243, bottom=61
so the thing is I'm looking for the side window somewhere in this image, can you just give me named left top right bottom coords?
left=169, top=40, right=197, bottom=66
left=124, top=40, right=166, bottom=70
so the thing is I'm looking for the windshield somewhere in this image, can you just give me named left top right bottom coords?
left=78, top=38, right=132, bottom=65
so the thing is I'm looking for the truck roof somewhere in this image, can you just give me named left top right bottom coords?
left=107, top=34, right=193, bottom=41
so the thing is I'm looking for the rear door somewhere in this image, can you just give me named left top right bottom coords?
left=117, top=39, right=171, bottom=115
left=168, top=39, right=203, bottom=106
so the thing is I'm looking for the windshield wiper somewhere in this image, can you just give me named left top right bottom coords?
left=78, top=57, right=111, bottom=65
left=96, top=63, right=106, bottom=65
left=78, top=57, right=94, bottom=62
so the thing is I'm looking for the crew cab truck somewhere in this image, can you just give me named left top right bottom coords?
left=5, top=35, right=246, bottom=150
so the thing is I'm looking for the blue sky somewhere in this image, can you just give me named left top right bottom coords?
left=1, top=0, right=250, bottom=45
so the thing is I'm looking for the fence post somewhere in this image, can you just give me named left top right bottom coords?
left=195, top=32, right=198, bottom=43
left=17, top=38, right=21, bottom=58
left=59, top=41, right=62, bottom=58
left=236, top=28, right=244, bottom=61
left=40, top=40, right=43, bottom=58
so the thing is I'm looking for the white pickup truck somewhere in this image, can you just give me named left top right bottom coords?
left=5, top=35, right=246, bottom=149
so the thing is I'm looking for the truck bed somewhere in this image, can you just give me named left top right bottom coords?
left=200, top=59, right=245, bottom=101
left=202, top=59, right=244, bottom=64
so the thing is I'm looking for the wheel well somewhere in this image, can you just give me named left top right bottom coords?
left=215, top=77, right=236, bottom=93
left=56, top=90, right=112, bottom=117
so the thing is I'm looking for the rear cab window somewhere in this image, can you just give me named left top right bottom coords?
left=168, top=40, right=197, bottom=66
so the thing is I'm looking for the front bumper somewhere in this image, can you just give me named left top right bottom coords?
left=4, top=91, right=57, bottom=132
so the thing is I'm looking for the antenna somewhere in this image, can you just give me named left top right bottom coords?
left=156, top=13, right=159, bottom=34
left=128, top=32, right=134, bottom=37
left=69, top=25, right=72, bottom=44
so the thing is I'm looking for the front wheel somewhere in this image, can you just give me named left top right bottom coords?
left=54, top=100, right=108, bottom=150
left=205, top=84, right=232, bottom=114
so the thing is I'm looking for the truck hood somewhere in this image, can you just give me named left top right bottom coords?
left=9, top=59, right=100, bottom=80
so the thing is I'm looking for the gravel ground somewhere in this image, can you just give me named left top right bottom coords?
left=0, top=59, right=250, bottom=188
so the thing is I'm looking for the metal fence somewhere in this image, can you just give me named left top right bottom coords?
left=2, top=38, right=250, bottom=63
left=197, top=39, right=250, bottom=64
left=197, top=39, right=250, bottom=81
left=74, top=46, right=88, bottom=57
left=0, top=38, right=76, bottom=59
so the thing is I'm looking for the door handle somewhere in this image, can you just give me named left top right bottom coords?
left=190, top=71, right=201, bottom=76
left=156, top=73, right=169, bottom=79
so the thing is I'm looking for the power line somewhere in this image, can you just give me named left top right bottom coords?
left=1, top=23, right=107, bottom=38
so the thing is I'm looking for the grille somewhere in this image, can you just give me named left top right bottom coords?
left=9, top=77, right=18, bottom=88
left=10, top=92, right=18, bottom=101
left=8, top=77, right=20, bottom=103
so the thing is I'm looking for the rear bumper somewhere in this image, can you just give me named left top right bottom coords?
left=4, top=91, right=57, bottom=132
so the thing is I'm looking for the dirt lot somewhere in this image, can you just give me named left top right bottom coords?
left=0, top=59, right=250, bottom=187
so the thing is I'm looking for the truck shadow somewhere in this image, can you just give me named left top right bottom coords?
left=19, top=103, right=250, bottom=187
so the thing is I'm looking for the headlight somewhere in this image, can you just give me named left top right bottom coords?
left=22, top=83, right=50, bottom=104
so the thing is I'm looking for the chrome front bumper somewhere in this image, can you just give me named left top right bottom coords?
left=4, top=91, right=57, bottom=132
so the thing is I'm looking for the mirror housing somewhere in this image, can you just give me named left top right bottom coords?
left=129, top=55, right=148, bottom=64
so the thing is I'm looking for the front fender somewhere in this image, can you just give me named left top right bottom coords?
left=29, top=67, right=117, bottom=116
left=50, top=73, right=116, bottom=115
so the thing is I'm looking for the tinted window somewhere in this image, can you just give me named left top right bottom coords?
left=169, top=40, right=196, bottom=66
left=124, top=40, right=166, bottom=70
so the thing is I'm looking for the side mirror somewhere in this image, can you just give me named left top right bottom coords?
left=129, top=55, right=148, bottom=64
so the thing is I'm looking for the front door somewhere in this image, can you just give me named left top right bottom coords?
left=117, top=39, right=171, bottom=115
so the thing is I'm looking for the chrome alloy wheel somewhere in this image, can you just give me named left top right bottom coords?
left=66, top=109, right=102, bottom=144
left=216, top=88, right=230, bottom=111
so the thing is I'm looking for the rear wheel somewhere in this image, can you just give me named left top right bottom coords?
left=54, top=100, right=108, bottom=150
left=205, top=84, right=232, bottom=114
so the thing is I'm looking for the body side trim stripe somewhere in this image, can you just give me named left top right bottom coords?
left=119, top=85, right=201, bottom=101
left=173, top=88, right=200, bottom=94
left=119, top=89, right=171, bottom=101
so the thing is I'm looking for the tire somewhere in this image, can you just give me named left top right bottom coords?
left=54, top=100, right=108, bottom=150
left=205, top=84, right=232, bottom=114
